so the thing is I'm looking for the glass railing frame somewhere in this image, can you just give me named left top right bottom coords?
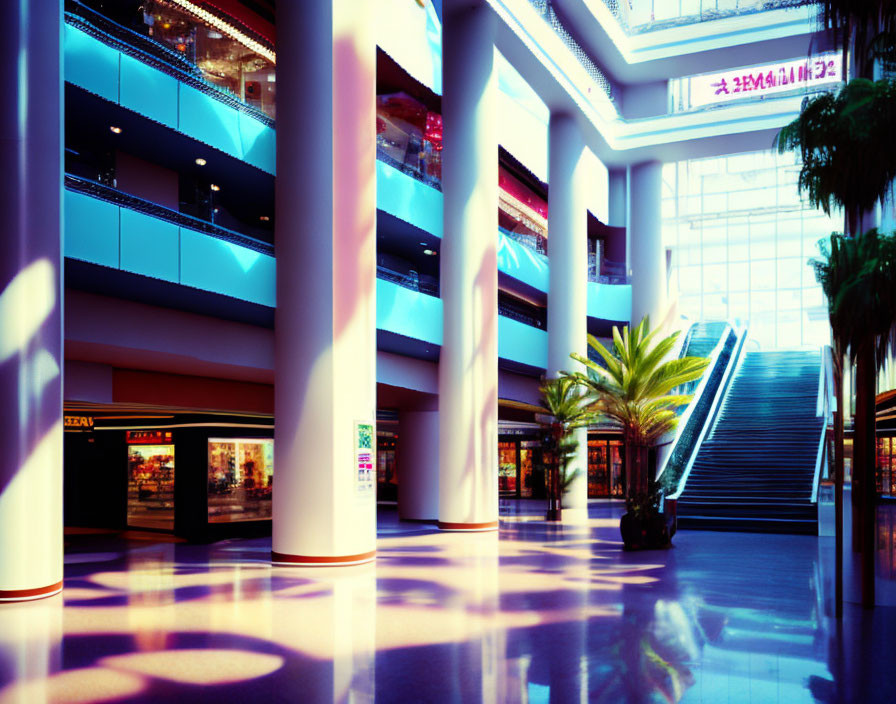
left=65, top=174, right=274, bottom=256
left=65, top=2, right=274, bottom=127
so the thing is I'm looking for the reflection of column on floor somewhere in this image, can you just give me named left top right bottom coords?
left=398, top=410, right=439, bottom=522
left=449, top=532, right=502, bottom=701
left=0, top=598, right=62, bottom=701
left=126, top=545, right=177, bottom=652
left=0, top=0, right=64, bottom=602
left=271, top=565, right=376, bottom=702
left=438, top=0, right=499, bottom=532
left=529, top=540, right=588, bottom=702
left=272, top=0, right=377, bottom=565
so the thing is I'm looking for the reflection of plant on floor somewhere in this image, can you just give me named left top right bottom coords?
left=590, top=598, right=713, bottom=704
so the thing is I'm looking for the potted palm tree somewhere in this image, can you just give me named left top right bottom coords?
left=536, top=376, right=594, bottom=521
left=565, top=317, right=709, bottom=549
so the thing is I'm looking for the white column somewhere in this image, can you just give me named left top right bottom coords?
left=0, top=0, right=64, bottom=602
left=397, top=410, right=439, bottom=522
left=439, top=0, right=499, bottom=531
left=608, top=168, right=627, bottom=229
left=273, top=0, right=377, bottom=565
left=629, top=161, right=666, bottom=328
left=547, top=114, right=589, bottom=515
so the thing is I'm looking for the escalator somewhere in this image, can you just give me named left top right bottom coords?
left=676, top=350, right=825, bottom=534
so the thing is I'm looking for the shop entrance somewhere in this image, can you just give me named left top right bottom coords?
left=587, top=436, right=625, bottom=498
left=498, top=437, right=546, bottom=499
left=126, top=431, right=175, bottom=531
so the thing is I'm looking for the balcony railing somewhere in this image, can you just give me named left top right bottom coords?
left=65, top=0, right=274, bottom=127
left=527, top=1, right=615, bottom=100
left=603, top=0, right=807, bottom=34
left=588, top=256, right=629, bottom=285
left=376, top=264, right=439, bottom=297
left=64, top=174, right=273, bottom=256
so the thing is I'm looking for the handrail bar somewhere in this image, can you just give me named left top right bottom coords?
left=667, top=324, right=749, bottom=500
left=64, top=174, right=274, bottom=256
left=811, top=344, right=834, bottom=503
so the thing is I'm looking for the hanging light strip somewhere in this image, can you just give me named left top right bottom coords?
left=170, top=0, right=276, bottom=63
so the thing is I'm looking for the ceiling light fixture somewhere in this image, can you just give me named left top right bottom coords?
left=195, top=158, right=207, bottom=166
left=109, top=126, right=122, bottom=134
left=210, top=184, right=220, bottom=191
left=169, top=0, right=275, bottom=63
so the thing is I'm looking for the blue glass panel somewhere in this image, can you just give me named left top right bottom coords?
left=238, top=112, right=276, bottom=175
left=587, top=282, right=632, bottom=323
left=120, top=209, right=179, bottom=282
left=376, top=160, right=443, bottom=238
left=64, top=25, right=119, bottom=102
left=64, top=190, right=119, bottom=268
left=178, top=85, right=241, bottom=160
left=497, top=232, right=549, bottom=292
left=179, top=228, right=275, bottom=306
left=498, top=316, right=548, bottom=369
left=376, top=279, right=443, bottom=345
left=119, top=54, right=178, bottom=129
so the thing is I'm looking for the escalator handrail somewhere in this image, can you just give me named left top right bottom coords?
left=656, top=320, right=732, bottom=488
left=665, top=323, right=749, bottom=501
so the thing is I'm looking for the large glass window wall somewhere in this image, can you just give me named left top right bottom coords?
left=662, top=150, right=838, bottom=350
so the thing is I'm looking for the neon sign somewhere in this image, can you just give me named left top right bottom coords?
left=689, top=53, right=842, bottom=108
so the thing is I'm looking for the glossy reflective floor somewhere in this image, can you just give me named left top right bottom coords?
left=1, top=502, right=894, bottom=704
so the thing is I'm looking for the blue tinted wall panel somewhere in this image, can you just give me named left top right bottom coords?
left=179, top=228, right=275, bottom=307
left=587, top=282, right=632, bottom=323
left=238, top=112, right=276, bottom=173
left=64, top=24, right=119, bottom=102
left=179, top=85, right=242, bottom=160
left=376, top=280, right=443, bottom=346
left=497, top=233, right=549, bottom=293
left=376, top=161, right=443, bottom=237
left=119, top=54, right=178, bottom=129
left=64, top=190, right=119, bottom=268
left=120, top=209, right=179, bottom=282
left=498, top=317, right=548, bottom=369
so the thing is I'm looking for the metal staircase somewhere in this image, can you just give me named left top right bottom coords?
left=677, top=350, right=825, bottom=534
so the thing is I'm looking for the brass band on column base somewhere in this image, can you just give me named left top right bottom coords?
left=271, top=550, right=376, bottom=566
left=437, top=520, right=499, bottom=531
left=0, top=581, right=63, bottom=602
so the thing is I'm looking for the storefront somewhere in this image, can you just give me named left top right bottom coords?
left=498, top=436, right=546, bottom=499
left=64, top=406, right=275, bottom=541
left=587, top=434, right=626, bottom=498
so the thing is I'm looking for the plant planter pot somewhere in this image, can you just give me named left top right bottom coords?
left=620, top=511, right=673, bottom=551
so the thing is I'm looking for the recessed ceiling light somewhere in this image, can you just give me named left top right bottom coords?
left=423, top=249, right=437, bottom=256
left=259, top=215, right=270, bottom=222
left=195, top=157, right=207, bottom=166
left=109, top=126, right=122, bottom=134
left=210, top=184, right=220, bottom=191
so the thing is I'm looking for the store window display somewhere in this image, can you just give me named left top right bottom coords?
left=207, top=438, right=274, bottom=522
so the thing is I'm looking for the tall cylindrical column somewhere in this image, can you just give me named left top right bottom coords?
left=398, top=410, right=439, bottom=522
left=273, top=1, right=377, bottom=565
left=439, top=0, right=499, bottom=531
left=0, top=1, right=64, bottom=602
left=629, top=161, right=665, bottom=328
left=547, top=114, right=588, bottom=514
